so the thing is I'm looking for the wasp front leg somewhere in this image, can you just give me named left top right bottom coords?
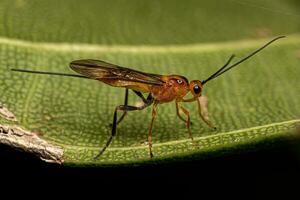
left=175, top=102, right=194, bottom=125
left=175, top=101, right=193, bottom=141
left=197, top=96, right=216, bottom=130
left=176, top=101, right=188, bottom=124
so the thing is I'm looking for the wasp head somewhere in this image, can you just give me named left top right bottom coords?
left=189, top=80, right=203, bottom=98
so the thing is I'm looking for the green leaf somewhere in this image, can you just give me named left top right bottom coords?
left=0, top=0, right=300, bottom=166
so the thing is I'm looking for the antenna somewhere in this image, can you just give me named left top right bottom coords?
left=11, top=68, right=88, bottom=79
left=202, top=36, right=285, bottom=85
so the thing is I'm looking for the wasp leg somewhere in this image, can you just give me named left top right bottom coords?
left=176, top=102, right=193, bottom=141
left=109, top=89, right=128, bottom=126
left=176, top=101, right=187, bottom=123
left=110, top=89, right=150, bottom=126
left=116, top=88, right=129, bottom=124
left=132, top=90, right=149, bottom=103
left=95, top=94, right=154, bottom=159
left=175, top=101, right=193, bottom=125
left=197, top=96, right=216, bottom=130
left=148, top=102, right=158, bottom=158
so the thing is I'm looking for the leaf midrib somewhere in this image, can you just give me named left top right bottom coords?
left=1, top=34, right=299, bottom=54
left=56, top=119, right=300, bottom=150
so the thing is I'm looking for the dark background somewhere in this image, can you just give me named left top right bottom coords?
left=1, top=137, right=300, bottom=197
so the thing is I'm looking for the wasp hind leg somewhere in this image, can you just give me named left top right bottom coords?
left=109, top=89, right=129, bottom=127
left=95, top=93, right=154, bottom=160
left=148, top=102, right=158, bottom=158
left=109, top=89, right=151, bottom=126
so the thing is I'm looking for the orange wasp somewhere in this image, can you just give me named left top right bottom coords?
left=12, top=36, right=284, bottom=159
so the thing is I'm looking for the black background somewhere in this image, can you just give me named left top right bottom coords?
left=1, top=136, right=300, bottom=197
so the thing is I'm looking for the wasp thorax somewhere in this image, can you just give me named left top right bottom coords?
left=189, top=80, right=203, bottom=96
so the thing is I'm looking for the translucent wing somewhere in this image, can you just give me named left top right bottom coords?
left=70, top=59, right=164, bottom=88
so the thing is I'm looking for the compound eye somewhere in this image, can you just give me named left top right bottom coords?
left=177, top=79, right=183, bottom=84
left=193, top=85, right=201, bottom=94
